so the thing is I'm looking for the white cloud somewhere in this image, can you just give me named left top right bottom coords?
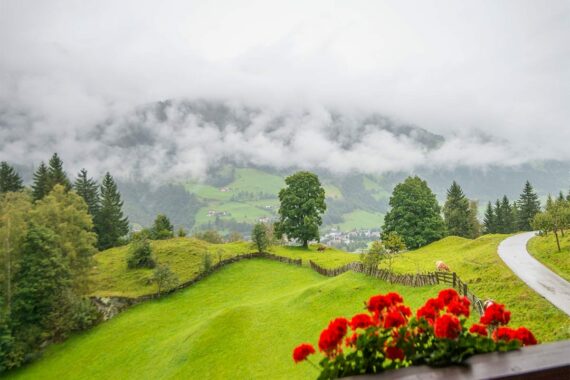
left=1, top=0, right=569, bottom=180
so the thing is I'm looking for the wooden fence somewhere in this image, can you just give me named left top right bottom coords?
left=308, top=260, right=485, bottom=315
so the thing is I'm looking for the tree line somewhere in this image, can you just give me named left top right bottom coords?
left=0, top=155, right=130, bottom=371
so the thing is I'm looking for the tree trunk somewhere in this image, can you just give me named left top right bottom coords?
left=554, top=230, right=561, bottom=252
left=302, top=240, right=308, bottom=249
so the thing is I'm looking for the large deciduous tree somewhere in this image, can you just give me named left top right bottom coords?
left=275, top=171, right=326, bottom=248
left=442, top=181, right=471, bottom=237
left=382, top=176, right=445, bottom=249
left=0, top=162, right=23, bottom=194
left=31, top=185, right=97, bottom=293
left=0, top=193, right=32, bottom=313
left=96, top=172, right=129, bottom=250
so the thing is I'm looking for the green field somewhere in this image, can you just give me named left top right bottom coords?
left=89, top=238, right=356, bottom=297
left=90, top=238, right=251, bottom=297
left=337, top=210, right=384, bottom=231
left=11, top=260, right=446, bottom=380
left=362, top=176, right=390, bottom=201
left=389, top=235, right=570, bottom=342
left=527, top=232, right=570, bottom=282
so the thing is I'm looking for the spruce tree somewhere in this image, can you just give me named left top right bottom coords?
left=47, top=153, right=71, bottom=191
left=483, top=201, right=496, bottom=234
left=517, top=181, right=541, bottom=231
left=0, top=162, right=24, bottom=194
left=73, top=169, right=100, bottom=217
left=498, top=196, right=515, bottom=233
left=96, top=173, right=129, bottom=250
left=151, top=214, right=174, bottom=239
left=442, top=181, right=471, bottom=237
left=494, top=199, right=504, bottom=233
left=31, top=162, right=50, bottom=201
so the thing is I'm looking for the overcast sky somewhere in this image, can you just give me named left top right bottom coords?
left=1, top=0, right=569, bottom=180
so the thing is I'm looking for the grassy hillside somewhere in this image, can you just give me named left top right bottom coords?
left=12, top=260, right=446, bottom=380
left=390, top=235, right=570, bottom=342
left=89, top=238, right=356, bottom=297
left=527, top=233, right=570, bottom=282
left=89, top=235, right=570, bottom=342
left=337, top=210, right=384, bottom=231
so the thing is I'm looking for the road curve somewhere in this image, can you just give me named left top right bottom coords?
left=498, top=232, right=570, bottom=316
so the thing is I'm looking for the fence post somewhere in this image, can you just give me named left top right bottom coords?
left=463, top=283, right=468, bottom=296
left=453, top=272, right=457, bottom=288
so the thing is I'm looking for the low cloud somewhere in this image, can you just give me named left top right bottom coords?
left=1, top=1, right=569, bottom=181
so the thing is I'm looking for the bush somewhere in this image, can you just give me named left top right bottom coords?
left=251, top=223, right=270, bottom=253
left=360, top=241, right=384, bottom=272
left=193, top=230, right=224, bottom=244
left=177, top=228, right=187, bottom=237
left=153, top=264, right=179, bottom=295
left=202, top=252, right=213, bottom=272
left=127, top=238, right=156, bottom=269
left=293, top=289, right=536, bottom=379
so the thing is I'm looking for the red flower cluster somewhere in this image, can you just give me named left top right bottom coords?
left=492, top=326, right=537, bottom=346
left=468, top=323, right=488, bottom=336
left=480, top=303, right=511, bottom=326
left=416, top=289, right=471, bottom=325
left=293, top=288, right=537, bottom=371
left=292, top=343, right=315, bottom=363
left=367, top=292, right=402, bottom=313
left=350, top=313, right=373, bottom=330
left=318, top=318, right=349, bottom=353
left=434, top=313, right=462, bottom=339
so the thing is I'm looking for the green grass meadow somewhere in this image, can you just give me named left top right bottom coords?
left=527, top=232, right=570, bottom=282
left=10, top=260, right=445, bottom=380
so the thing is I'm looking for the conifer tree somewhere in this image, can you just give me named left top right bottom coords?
left=483, top=201, right=496, bottom=234
left=47, top=153, right=71, bottom=191
left=96, top=172, right=129, bottom=250
left=498, top=196, right=515, bottom=233
left=442, top=181, right=471, bottom=237
left=31, top=162, right=50, bottom=201
left=73, top=169, right=100, bottom=217
left=0, top=162, right=23, bottom=194
left=517, top=181, right=541, bottom=231
left=151, top=214, right=174, bottom=239
left=468, top=200, right=481, bottom=238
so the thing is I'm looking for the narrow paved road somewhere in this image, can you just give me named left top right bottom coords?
left=498, top=232, right=570, bottom=316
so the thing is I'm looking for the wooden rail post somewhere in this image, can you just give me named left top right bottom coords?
left=453, top=272, right=457, bottom=288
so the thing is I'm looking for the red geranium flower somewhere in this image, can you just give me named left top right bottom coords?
left=434, top=313, right=461, bottom=339
left=383, top=310, right=407, bottom=329
left=293, top=343, right=315, bottom=363
left=469, top=323, right=488, bottom=336
left=385, top=292, right=404, bottom=306
left=416, top=302, right=441, bottom=325
left=385, top=345, right=405, bottom=361
left=493, top=326, right=517, bottom=342
left=438, top=288, right=459, bottom=306
left=350, top=313, right=373, bottom=330
left=318, top=318, right=349, bottom=353
left=480, top=303, right=511, bottom=326
left=424, top=297, right=445, bottom=311
left=367, top=294, right=390, bottom=313
left=515, top=327, right=537, bottom=346
left=447, top=296, right=470, bottom=318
